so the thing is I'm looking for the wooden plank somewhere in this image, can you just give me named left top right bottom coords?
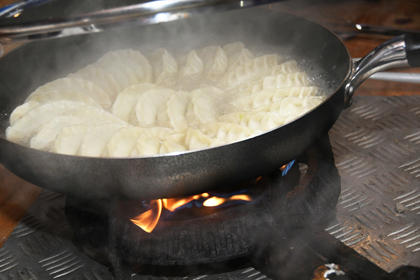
left=0, top=164, right=41, bottom=248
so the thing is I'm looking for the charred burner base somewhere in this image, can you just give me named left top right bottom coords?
left=65, top=135, right=341, bottom=271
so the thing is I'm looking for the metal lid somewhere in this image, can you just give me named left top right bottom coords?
left=0, top=0, right=280, bottom=44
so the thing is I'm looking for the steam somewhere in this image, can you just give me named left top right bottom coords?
left=0, top=4, right=349, bottom=200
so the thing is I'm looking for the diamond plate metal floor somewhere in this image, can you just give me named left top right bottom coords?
left=326, top=96, right=420, bottom=273
left=1, top=96, right=420, bottom=279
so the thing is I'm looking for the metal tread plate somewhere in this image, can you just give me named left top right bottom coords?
left=0, top=95, right=419, bottom=279
left=326, top=96, right=420, bottom=272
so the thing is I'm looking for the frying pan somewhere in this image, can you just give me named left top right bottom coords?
left=0, top=8, right=419, bottom=200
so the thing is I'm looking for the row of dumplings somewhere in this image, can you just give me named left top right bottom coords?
left=6, top=42, right=325, bottom=157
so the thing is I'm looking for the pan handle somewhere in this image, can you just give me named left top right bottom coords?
left=344, top=34, right=420, bottom=107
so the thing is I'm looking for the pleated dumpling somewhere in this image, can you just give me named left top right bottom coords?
left=274, top=96, right=324, bottom=119
left=98, top=49, right=153, bottom=83
left=131, top=127, right=175, bottom=156
left=6, top=100, right=88, bottom=143
left=234, top=86, right=319, bottom=111
left=10, top=90, right=101, bottom=125
left=184, top=127, right=225, bottom=150
left=94, top=59, right=140, bottom=91
left=147, top=48, right=178, bottom=85
left=132, top=88, right=175, bottom=126
left=157, top=91, right=191, bottom=132
left=286, top=86, right=319, bottom=98
left=112, top=83, right=162, bottom=122
left=159, top=133, right=187, bottom=154
left=186, top=86, right=224, bottom=125
left=233, top=89, right=280, bottom=111
left=222, top=42, right=255, bottom=69
left=78, top=123, right=128, bottom=157
left=219, top=111, right=285, bottom=131
left=197, top=122, right=260, bottom=144
left=178, top=50, right=204, bottom=76
left=221, top=54, right=280, bottom=89
left=64, top=105, right=127, bottom=124
left=52, top=124, right=93, bottom=156
left=269, top=60, right=300, bottom=75
left=104, top=126, right=145, bottom=157
left=70, top=65, right=121, bottom=101
left=30, top=115, right=116, bottom=151
left=239, top=72, right=310, bottom=97
left=26, top=77, right=111, bottom=109
left=196, top=46, right=228, bottom=80
left=252, top=96, right=322, bottom=125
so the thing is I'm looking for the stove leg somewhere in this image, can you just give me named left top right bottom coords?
left=108, top=200, right=132, bottom=280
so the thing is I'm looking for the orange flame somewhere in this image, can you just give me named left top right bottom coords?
left=131, top=193, right=251, bottom=233
left=203, top=197, right=226, bottom=207
left=203, top=194, right=252, bottom=207
left=130, top=200, right=162, bottom=233
left=162, top=193, right=209, bottom=211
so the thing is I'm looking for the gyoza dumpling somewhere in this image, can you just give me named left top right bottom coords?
left=184, top=127, right=225, bottom=150
left=10, top=90, right=101, bottom=125
left=219, top=111, right=285, bottom=131
left=273, top=72, right=309, bottom=87
left=268, top=97, right=316, bottom=124
left=132, top=88, right=175, bottom=126
left=233, top=89, right=280, bottom=111
left=112, top=83, right=162, bottom=122
left=98, top=49, right=153, bottom=83
left=157, top=91, right=191, bottom=132
left=70, top=65, right=121, bottom=101
left=78, top=123, right=128, bottom=157
left=104, top=126, right=145, bottom=157
left=53, top=124, right=93, bottom=155
left=239, top=72, right=310, bottom=97
left=185, top=87, right=224, bottom=125
left=286, top=86, right=319, bottom=98
left=222, top=42, right=255, bottom=69
left=147, top=48, right=178, bottom=85
left=30, top=115, right=116, bottom=151
left=253, top=96, right=323, bottom=124
left=221, top=54, right=280, bottom=89
left=196, top=46, right=228, bottom=80
left=269, top=60, right=300, bottom=75
left=223, top=42, right=244, bottom=55
left=64, top=105, right=127, bottom=124
left=234, top=86, right=318, bottom=111
left=258, top=87, right=319, bottom=109
left=197, top=122, right=260, bottom=144
left=26, top=77, right=111, bottom=108
left=131, top=127, right=174, bottom=156
left=273, top=96, right=324, bottom=118
left=6, top=100, right=88, bottom=143
left=94, top=59, right=140, bottom=90
left=159, top=133, right=187, bottom=154
left=178, top=50, right=204, bottom=76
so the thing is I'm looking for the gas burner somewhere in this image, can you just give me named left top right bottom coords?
left=65, top=135, right=341, bottom=278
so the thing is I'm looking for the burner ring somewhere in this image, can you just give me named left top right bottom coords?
left=65, top=135, right=341, bottom=268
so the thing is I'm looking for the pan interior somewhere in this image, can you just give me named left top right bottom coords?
left=0, top=7, right=350, bottom=138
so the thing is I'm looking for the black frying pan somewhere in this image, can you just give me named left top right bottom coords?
left=0, top=8, right=418, bottom=200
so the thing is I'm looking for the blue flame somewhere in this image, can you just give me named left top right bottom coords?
left=282, top=160, right=296, bottom=176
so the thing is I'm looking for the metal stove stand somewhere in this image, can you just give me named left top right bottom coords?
left=0, top=96, right=419, bottom=279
